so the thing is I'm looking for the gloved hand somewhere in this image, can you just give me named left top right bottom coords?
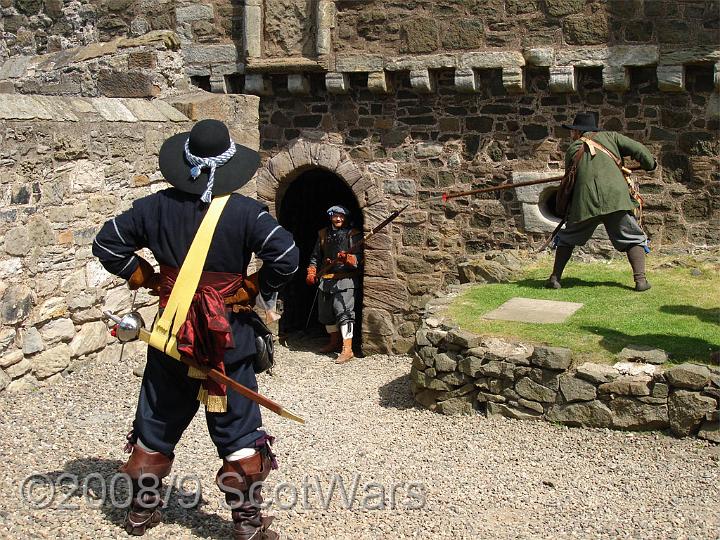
left=306, top=266, right=317, bottom=286
left=128, top=257, right=161, bottom=296
left=337, top=251, right=358, bottom=266
left=224, top=272, right=260, bottom=308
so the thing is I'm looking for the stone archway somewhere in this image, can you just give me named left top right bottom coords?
left=254, top=138, right=404, bottom=355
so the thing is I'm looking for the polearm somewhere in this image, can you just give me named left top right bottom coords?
left=103, top=311, right=305, bottom=424
left=439, top=165, right=643, bottom=202
left=438, top=175, right=566, bottom=202
left=315, top=204, right=410, bottom=277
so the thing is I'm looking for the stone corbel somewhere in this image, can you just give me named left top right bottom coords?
left=243, top=0, right=263, bottom=59
left=367, top=71, right=392, bottom=94
left=288, top=74, right=311, bottom=95
left=454, top=67, right=479, bottom=93
left=502, top=67, right=525, bottom=94
left=523, top=48, right=554, bottom=67
left=209, top=74, right=227, bottom=94
left=410, top=69, right=436, bottom=93
left=244, top=73, right=272, bottom=96
left=549, top=66, right=577, bottom=93
left=657, top=65, right=684, bottom=92
left=326, top=72, right=349, bottom=94
left=714, top=62, right=720, bottom=92
left=602, top=65, right=630, bottom=92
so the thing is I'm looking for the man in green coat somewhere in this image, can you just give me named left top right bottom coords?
left=547, top=113, right=657, bottom=291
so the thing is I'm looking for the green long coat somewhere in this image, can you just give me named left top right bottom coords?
left=564, top=131, right=656, bottom=223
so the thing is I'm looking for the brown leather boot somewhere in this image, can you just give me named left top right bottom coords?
left=626, top=245, right=651, bottom=291
left=119, top=444, right=173, bottom=536
left=545, top=245, right=574, bottom=289
left=216, top=451, right=279, bottom=540
left=318, top=331, right=341, bottom=353
left=335, top=339, right=354, bottom=364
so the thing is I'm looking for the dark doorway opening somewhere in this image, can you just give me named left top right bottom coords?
left=277, top=168, right=364, bottom=348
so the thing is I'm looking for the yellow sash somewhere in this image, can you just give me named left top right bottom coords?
left=148, top=195, right=229, bottom=381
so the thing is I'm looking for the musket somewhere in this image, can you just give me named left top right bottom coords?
left=103, top=311, right=305, bottom=424
left=314, top=204, right=410, bottom=278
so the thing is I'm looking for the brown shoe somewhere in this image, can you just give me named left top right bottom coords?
left=318, top=331, right=341, bottom=353
left=335, top=339, right=354, bottom=364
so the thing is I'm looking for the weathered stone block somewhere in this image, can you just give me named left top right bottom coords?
left=437, top=397, right=475, bottom=415
left=400, top=18, right=439, bottom=54
left=549, top=66, right=577, bottom=93
left=576, top=362, right=619, bottom=384
left=617, top=345, right=669, bottom=365
left=1, top=285, right=34, bottom=325
left=21, top=327, right=44, bottom=355
left=69, top=321, right=108, bottom=358
left=530, top=346, right=572, bottom=370
left=459, top=356, right=484, bottom=377
left=443, top=329, right=479, bottom=349
left=487, top=401, right=543, bottom=421
left=559, top=374, right=597, bottom=402
left=516, top=377, right=557, bottom=403
left=418, top=346, right=438, bottom=367
left=454, top=68, right=480, bottom=93
left=698, top=420, right=720, bottom=443
left=609, top=397, right=669, bottom=430
left=599, top=375, right=652, bottom=397
left=665, top=364, right=711, bottom=390
left=668, top=390, right=717, bottom=437
left=6, top=357, right=31, bottom=379
left=546, top=400, right=613, bottom=428
left=434, top=353, right=458, bottom=372
left=32, top=343, right=71, bottom=379
left=563, top=13, right=608, bottom=45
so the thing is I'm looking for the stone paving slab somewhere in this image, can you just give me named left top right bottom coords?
left=483, top=297, right=584, bottom=324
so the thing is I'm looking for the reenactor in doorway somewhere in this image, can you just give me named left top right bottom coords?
left=306, top=205, right=363, bottom=363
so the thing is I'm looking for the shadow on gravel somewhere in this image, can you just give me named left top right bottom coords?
left=514, top=277, right=633, bottom=291
left=378, top=374, right=423, bottom=411
left=45, top=458, right=233, bottom=539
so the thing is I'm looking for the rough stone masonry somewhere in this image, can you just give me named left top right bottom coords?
left=0, top=1, right=718, bottom=386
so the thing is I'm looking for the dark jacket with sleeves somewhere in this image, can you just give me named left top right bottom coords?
left=308, top=226, right=363, bottom=294
left=564, top=131, right=656, bottom=224
left=92, top=187, right=299, bottom=360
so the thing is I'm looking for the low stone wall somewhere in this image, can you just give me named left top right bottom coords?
left=411, top=302, right=720, bottom=443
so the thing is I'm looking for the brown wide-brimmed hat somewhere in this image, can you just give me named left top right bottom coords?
left=158, top=119, right=260, bottom=198
left=562, top=112, right=603, bottom=132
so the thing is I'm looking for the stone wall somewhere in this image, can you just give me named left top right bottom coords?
left=411, top=297, right=720, bottom=443
left=0, top=92, right=260, bottom=394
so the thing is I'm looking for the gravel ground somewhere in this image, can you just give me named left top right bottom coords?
left=1, top=341, right=719, bottom=540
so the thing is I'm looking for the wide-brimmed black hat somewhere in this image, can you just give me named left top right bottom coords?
left=158, top=119, right=261, bottom=197
left=562, top=112, right=602, bottom=132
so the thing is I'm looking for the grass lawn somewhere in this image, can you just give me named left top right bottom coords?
left=448, top=256, right=720, bottom=365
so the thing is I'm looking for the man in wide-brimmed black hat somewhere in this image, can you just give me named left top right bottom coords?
left=93, top=119, right=298, bottom=539
left=547, top=112, right=657, bottom=291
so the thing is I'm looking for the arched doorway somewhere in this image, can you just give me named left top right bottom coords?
left=277, top=168, right=364, bottom=347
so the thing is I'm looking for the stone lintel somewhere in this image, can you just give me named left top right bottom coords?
left=209, top=74, right=227, bottom=94
left=502, top=67, right=525, bottom=94
left=367, top=71, right=392, bottom=94
left=244, top=73, right=272, bottom=96
left=336, top=54, right=384, bottom=73
left=244, top=57, right=325, bottom=73
left=410, top=69, right=436, bottom=93
left=659, top=45, right=720, bottom=66
left=602, top=65, right=630, bottom=92
left=460, top=51, right=525, bottom=69
left=385, top=53, right=457, bottom=72
left=549, top=66, right=577, bottom=93
left=657, top=65, right=685, bottom=92
left=288, top=74, right=311, bottom=95
left=210, top=63, right=245, bottom=76
left=454, top=67, right=479, bottom=93
left=556, top=46, right=658, bottom=68
left=316, top=0, right=336, bottom=57
left=523, top=48, right=553, bottom=67
left=243, top=0, right=263, bottom=59
left=325, top=72, right=349, bottom=94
